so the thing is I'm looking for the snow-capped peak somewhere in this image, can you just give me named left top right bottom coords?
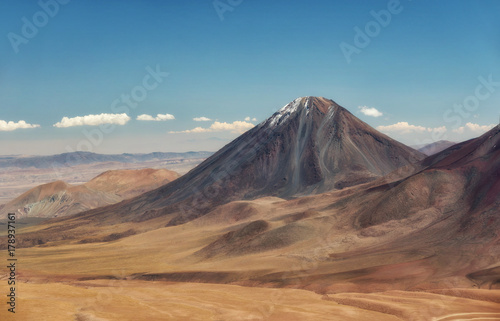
left=268, top=97, right=305, bottom=127
left=266, top=97, right=336, bottom=128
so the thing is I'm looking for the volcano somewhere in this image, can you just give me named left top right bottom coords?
left=69, top=97, right=424, bottom=226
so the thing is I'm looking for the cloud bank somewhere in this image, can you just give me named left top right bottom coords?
left=0, top=120, right=40, bottom=131
left=452, top=122, right=496, bottom=134
left=54, top=113, right=130, bottom=128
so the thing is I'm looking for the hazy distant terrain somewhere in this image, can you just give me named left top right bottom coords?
left=0, top=151, right=212, bottom=169
left=0, top=168, right=179, bottom=219
left=411, top=140, right=457, bottom=156
left=0, top=152, right=211, bottom=204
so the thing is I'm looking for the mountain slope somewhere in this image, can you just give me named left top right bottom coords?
left=357, top=125, right=499, bottom=227
left=67, top=96, right=424, bottom=226
left=0, top=168, right=179, bottom=218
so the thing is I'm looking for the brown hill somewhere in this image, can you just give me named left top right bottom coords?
left=85, top=168, right=179, bottom=199
left=0, top=168, right=179, bottom=218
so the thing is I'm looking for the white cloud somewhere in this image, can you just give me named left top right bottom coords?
left=137, top=113, right=175, bottom=121
left=359, top=106, right=383, bottom=117
left=170, top=120, right=255, bottom=134
left=377, top=122, right=427, bottom=134
left=136, top=114, right=155, bottom=121
left=377, top=122, right=447, bottom=135
left=244, top=116, right=258, bottom=122
left=54, top=113, right=130, bottom=128
left=193, top=117, right=212, bottom=122
left=452, top=122, right=495, bottom=134
left=156, top=113, right=175, bottom=121
left=0, top=120, right=40, bottom=131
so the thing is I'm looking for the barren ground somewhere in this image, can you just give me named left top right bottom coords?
left=1, top=195, right=499, bottom=320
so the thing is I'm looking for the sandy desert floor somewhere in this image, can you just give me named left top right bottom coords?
left=1, top=280, right=499, bottom=320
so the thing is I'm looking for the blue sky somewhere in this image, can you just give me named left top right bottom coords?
left=0, top=0, right=499, bottom=155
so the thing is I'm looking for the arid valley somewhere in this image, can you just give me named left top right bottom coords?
left=1, top=97, right=499, bottom=320
left=3, top=1, right=500, bottom=319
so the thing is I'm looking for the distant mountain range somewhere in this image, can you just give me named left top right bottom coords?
left=411, top=140, right=457, bottom=156
left=0, top=151, right=213, bottom=169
